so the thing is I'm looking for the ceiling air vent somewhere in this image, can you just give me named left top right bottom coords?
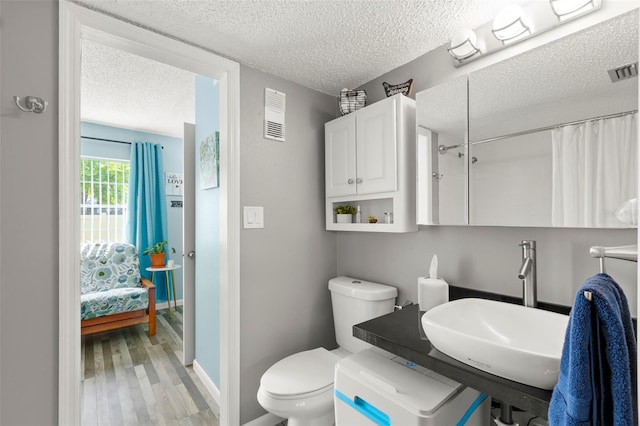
left=264, top=88, right=286, bottom=142
left=608, top=62, right=638, bottom=83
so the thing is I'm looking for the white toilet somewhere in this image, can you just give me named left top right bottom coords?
left=257, top=276, right=397, bottom=426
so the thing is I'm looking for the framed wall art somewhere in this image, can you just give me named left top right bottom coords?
left=200, top=131, right=219, bottom=189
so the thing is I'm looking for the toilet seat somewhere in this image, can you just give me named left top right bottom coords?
left=260, top=348, right=340, bottom=398
left=260, top=382, right=334, bottom=401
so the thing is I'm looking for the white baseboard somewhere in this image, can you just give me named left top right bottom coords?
left=242, top=412, right=284, bottom=426
left=156, top=299, right=184, bottom=310
left=193, top=359, right=221, bottom=406
left=192, top=359, right=284, bottom=426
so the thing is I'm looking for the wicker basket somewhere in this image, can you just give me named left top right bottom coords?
left=339, top=89, right=367, bottom=116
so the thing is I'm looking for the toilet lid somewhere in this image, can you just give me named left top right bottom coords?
left=261, top=348, right=340, bottom=396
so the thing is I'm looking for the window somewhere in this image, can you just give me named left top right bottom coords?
left=80, top=158, right=129, bottom=243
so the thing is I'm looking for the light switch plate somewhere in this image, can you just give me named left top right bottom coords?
left=243, top=206, right=264, bottom=229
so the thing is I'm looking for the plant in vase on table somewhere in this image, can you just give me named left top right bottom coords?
left=335, top=204, right=357, bottom=223
left=143, top=241, right=176, bottom=268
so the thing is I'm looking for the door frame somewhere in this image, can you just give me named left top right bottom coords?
left=58, top=2, right=241, bottom=425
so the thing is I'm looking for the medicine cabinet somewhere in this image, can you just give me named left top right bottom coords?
left=416, top=10, right=638, bottom=229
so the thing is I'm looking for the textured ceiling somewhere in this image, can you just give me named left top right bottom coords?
left=78, top=1, right=638, bottom=139
left=470, top=9, right=638, bottom=140
left=79, top=0, right=527, bottom=137
left=76, top=0, right=529, bottom=95
left=81, top=39, right=196, bottom=137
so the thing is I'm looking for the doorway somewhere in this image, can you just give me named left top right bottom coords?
left=79, top=37, right=207, bottom=368
left=59, top=3, right=241, bottom=425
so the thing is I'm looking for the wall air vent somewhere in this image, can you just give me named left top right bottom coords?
left=608, top=62, right=638, bottom=83
left=264, top=88, right=286, bottom=142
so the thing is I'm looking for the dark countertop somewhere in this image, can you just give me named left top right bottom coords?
left=353, top=287, right=570, bottom=420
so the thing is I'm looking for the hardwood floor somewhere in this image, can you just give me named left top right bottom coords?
left=81, top=307, right=220, bottom=426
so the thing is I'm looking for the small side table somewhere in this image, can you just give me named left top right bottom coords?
left=146, top=265, right=182, bottom=318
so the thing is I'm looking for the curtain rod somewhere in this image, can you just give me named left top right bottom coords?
left=81, top=136, right=164, bottom=149
left=470, top=109, right=638, bottom=146
left=81, top=136, right=131, bottom=145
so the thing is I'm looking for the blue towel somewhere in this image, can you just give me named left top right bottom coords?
left=549, top=273, right=637, bottom=425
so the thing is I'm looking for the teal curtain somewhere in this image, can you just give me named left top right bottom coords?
left=127, top=141, right=169, bottom=301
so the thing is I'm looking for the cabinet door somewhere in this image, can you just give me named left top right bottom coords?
left=325, top=116, right=357, bottom=197
left=356, top=97, right=397, bottom=195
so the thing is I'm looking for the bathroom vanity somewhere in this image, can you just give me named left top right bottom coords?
left=353, top=288, right=570, bottom=420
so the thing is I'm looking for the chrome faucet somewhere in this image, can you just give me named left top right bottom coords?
left=517, top=240, right=537, bottom=308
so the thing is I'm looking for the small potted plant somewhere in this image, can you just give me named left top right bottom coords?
left=368, top=215, right=378, bottom=223
left=335, top=204, right=357, bottom=223
left=142, top=241, right=176, bottom=268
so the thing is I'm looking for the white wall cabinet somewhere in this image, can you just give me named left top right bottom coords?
left=326, top=97, right=397, bottom=197
left=325, top=93, right=417, bottom=233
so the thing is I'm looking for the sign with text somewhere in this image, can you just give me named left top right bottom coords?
left=165, top=172, right=184, bottom=196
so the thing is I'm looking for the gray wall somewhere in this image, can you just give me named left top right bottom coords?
left=352, top=14, right=638, bottom=313
left=0, top=2, right=339, bottom=423
left=337, top=227, right=636, bottom=313
left=1, top=2, right=635, bottom=425
left=359, top=44, right=455, bottom=104
left=0, top=1, right=59, bottom=424
left=239, top=65, right=337, bottom=423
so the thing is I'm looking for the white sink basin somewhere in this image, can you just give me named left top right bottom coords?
left=421, top=298, right=569, bottom=390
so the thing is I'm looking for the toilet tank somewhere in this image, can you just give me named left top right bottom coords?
left=329, top=276, right=398, bottom=354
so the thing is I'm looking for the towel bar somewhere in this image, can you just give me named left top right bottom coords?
left=585, top=244, right=637, bottom=300
left=589, top=244, right=637, bottom=274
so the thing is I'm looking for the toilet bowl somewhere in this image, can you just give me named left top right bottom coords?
left=257, top=277, right=397, bottom=425
left=257, top=348, right=341, bottom=426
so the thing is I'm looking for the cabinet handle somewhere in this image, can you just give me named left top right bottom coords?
left=356, top=178, right=363, bottom=184
left=348, top=178, right=355, bottom=184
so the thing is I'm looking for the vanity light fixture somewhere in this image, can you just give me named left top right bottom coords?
left=448, top=0, right=601, bottom=67
left=549, top=0, right=595, bottom=21
left=492, top=5, right=531, bottom=44
left=447, top=29, right=481, bottom=60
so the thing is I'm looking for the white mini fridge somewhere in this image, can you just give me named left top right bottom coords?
left=334, top=349, right=490, bottom=426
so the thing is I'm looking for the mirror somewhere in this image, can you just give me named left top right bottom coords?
left=416, top=76, right=467, bottom=225
left=417, top=10, right=638, bottom=228
left=469, top=10, right=638, bottom=228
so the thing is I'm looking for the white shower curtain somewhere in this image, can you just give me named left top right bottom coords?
left=551, top=113, right=637, bottom=227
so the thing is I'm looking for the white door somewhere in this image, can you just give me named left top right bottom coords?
left=356, top=97, right=397, bottom=195
left=183, top=123, right=196, bottom=365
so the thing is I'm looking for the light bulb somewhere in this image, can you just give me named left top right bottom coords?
left=448, top=29, right=480, bottom=60
left=550, top=0, right=595, bottom=20
left=492, top=5, right=531, bottom=44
